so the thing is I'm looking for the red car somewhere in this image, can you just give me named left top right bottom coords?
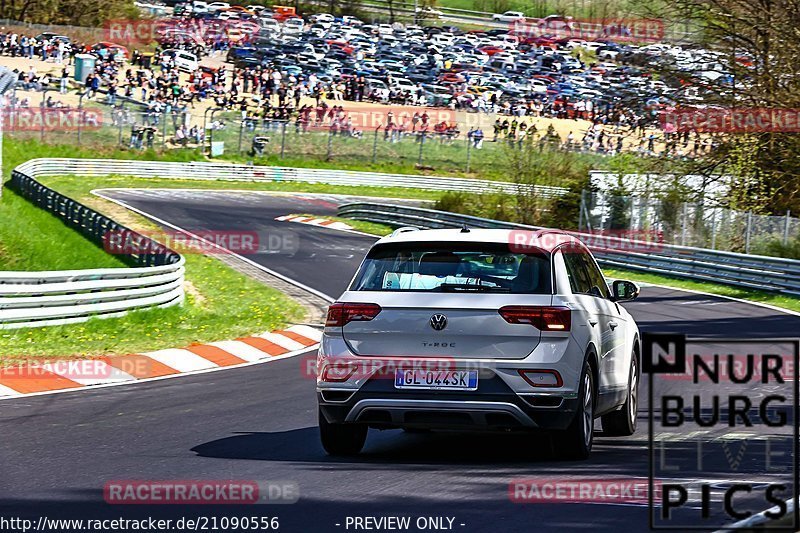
left=326, top=40, right=354, bottom=55
left=91, top=42, right=129, bottom=60
left=477, top=46, right=504, bottom=56
left=438, top=72, right=465, bottom=83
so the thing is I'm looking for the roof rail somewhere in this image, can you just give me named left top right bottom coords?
left=389, top=226, right=421, bottom=237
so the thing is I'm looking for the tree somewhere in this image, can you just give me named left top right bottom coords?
left=657, top=0, right=800, bottom=215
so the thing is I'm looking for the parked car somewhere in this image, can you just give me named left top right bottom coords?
left=492, top=11, right=525, bottom=23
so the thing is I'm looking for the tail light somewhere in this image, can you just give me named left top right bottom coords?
left=320, top=363, right=358, bottom=382
left=325, top=303, right=382, bottom=327
left=498, top=306, right=571, bottom=331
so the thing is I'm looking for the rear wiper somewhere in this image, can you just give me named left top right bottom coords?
left=437, top=283, right=510, bottom=292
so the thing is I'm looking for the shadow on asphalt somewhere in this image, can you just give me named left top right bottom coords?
left=191, top=426, right=647, bottom=468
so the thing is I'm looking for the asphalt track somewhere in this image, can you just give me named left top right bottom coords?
left=1, top=189, right=799, bottom=532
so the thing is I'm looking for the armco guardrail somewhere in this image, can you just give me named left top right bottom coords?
left=11, top=158, right=568, bottom=198
left=3, top=165, right=184, bottom=329
left=0, top=156, right=570, bottom=328
left=337, top=203, right=800, bottom=297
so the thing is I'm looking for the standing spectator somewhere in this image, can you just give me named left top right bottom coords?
left=59, top=67, right=68, bottom=94
left=472, top=127, right=484, bottom=149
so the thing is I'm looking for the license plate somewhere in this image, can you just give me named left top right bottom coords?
left=394, top=369, right=478, bottom=391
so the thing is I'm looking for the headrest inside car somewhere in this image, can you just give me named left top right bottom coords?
left=418, top=251, right=459, bottom=277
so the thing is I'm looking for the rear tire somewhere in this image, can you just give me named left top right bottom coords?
left=602, top=353, right=639, bottom=436
left=319, top=408, right=367, bottom=456
left=554, top=361, right=595, bottom=460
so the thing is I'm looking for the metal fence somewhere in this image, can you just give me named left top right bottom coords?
left=8, top=89, right=641, bottom=182
left=3, top=164, right=184, bottom=329
left=337, top=202, right=800, bottom=297
left=580, top=190, right=800, bottom=255
left=11, top=157, right=568, bottom=197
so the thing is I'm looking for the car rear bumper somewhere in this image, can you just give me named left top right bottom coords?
left=317, top=380, right=579, bottom=431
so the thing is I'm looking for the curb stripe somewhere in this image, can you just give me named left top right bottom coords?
left=287, top=325, right=324, bottom=341
left=0, top=384, right=21, bottom=397
left=0, top=367, right=82, bottom=394
left=144, top=349, right=218, bottom=373
left=207, top=340, right=278, bottom=362
left=41, top=361, right=134, bottom=386
left=0, top=326, right=322, bottom=399
left=185, top=344, right=247, bottom=367
left=257, top=332, right=306, bottom=351
left=105, top=354, right=179, bottom=379
left=275, top=330, right=317, bottom=347
left=276, top=215, right=353, bottom=231
left=237, top=337, right=288, bottom=356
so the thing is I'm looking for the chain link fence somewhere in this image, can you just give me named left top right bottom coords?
left=580, top=190, right=800, bottom=254
left=10, top=95, right=604, bottom=190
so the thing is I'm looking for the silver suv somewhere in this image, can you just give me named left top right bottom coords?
left=316, top=228, right=641, bottom=459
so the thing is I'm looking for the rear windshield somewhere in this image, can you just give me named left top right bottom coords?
left=350, top=242, right=552, bottom=294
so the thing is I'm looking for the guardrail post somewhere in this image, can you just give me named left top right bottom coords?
left=465, top=136, right=471, bottom=173
left=745, top=211, right=752, bottom=254
left=681, top=203, right=688, bottom=246
left=711, top=214, right=717, bottom=250
left=280, top=121, right=287, bottom=158
left=784, top=210, right=791, bottom=246
left=117, top=107, right=124, bottom=146
left=372, top=127, right=378, bottom=164
left=161, top=111, right=167, bottom=149
left=238, top=120, right=244, bottom=153
left=77, top=104, right=83, bottom=145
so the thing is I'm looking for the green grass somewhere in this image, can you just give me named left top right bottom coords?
left=221, top=133, right=601, bottom=186
left=184, top=113, right=604, bottom=185
left=0, top=251, right=304, bottom=360
left=0, top=190, right=127, bottom=271
left=0, top=139, right=306, bottom=360
left=2, top=134, right=595, bottom=187
left=604, top=267, right=800, bottom=314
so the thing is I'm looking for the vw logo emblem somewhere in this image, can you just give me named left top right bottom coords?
left=430, top=314, right=448, bottom=331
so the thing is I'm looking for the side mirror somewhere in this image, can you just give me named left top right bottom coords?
left=611, top=280, right=640, bottom=302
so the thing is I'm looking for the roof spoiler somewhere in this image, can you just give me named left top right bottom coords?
left=389, top=227, right=420, bottom=237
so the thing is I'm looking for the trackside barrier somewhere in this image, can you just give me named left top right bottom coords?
left=10, top=158, right=568, bottom=198
left=336, top=203, right=800, bottom=297
left=1, top=156, right=569, bottom=328
left=2, top=165, right=184, bottom=329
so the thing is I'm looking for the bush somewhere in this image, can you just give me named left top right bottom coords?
left=757, top=236, right=800, bottom=259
